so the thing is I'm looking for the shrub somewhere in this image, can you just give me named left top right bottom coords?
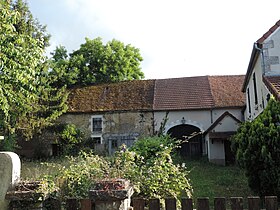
left=55, top=123, right=85, bottom=156
left=232, top=99, right=280, bottom=197
left=112, top=136, right=192, bottom=201
left=39, top=152, right=109, bottom=200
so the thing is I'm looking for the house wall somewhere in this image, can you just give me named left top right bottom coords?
left=205, top=114, right=241, bottom=165
left=58, top=111, right=154, bottom=154
left=245, top=56, right=264, bottom=120
left=207, top=139, right=225, bottom=165
left=244, top=26, right=280, bottom=122
left=244, top=55, right=272, bottom=121
left=154, top=108, right=243, bottom=163
left=262, top=27, right=280, bottom=75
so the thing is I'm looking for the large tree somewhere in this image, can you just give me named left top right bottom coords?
left=0, top=0, right=67, bottom=142
left=50, top=37, right=144, bottom=87
left=232, top=98, right=280, bottom=197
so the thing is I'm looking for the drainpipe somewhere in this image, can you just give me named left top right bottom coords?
left=254, top=42, right=265, bottom=74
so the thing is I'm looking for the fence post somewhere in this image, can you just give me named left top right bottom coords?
left=265, top=196, right=277, bottom=210
left=165, top=198, right=176, bottom=210
left=66, top=199, right=79, bottom=210
left=80, top=199, right=92, bottom=210
left=181, top=198, right=193, bottom=210
left=248, top=196, right=260, bottom=210
left=132, top=198, right=145, bottom=210
left=214, top=197, right=226, bottom=210
left=197, top=198, right=210, bottom=210
left=231, top=197, right=243, bottom=210
left=148, top=198, right=160, bottom=210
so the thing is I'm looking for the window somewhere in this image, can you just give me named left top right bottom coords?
left=92, top=116, right=102, bottom=133
left=92, top=137, right=101, bottom=144
left=253, top=73, right=258, bottom=105
left=247, top=88, right=251, bottom=114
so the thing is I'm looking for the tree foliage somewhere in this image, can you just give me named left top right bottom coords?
left=232, top=99, right=280, bottom=197
left=0, top=0, right=67, bottom=141
left=50, top=37, right=144, bottom=87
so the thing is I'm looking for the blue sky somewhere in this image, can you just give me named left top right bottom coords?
left=28, top=0, right=280, bottom=79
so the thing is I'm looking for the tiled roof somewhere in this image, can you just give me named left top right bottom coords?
left=209, top=75, right=246, bottom=108
left=67, top=80, right=155, bottom=112
left=263, top=76, right=280, bottom=101
left=67, top=75, right=246, bottom=113
left=257, top=20, right=280, bottom=44
left=153, top=76, right=214, bottom=110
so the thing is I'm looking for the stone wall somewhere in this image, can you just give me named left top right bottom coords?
left=58, top=111, right=154, bottom=154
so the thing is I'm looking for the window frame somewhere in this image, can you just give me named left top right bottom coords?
left=91, top=115, right=103, bottom=133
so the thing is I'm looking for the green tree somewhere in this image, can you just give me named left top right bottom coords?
left=50, top=37, right=144, bottom=87
left=232, top=98, right=280, bottom=197
left=0, top=0, right=67, bottom=142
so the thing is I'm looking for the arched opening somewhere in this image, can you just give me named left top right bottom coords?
left=167, top=124, right=203, bottom=158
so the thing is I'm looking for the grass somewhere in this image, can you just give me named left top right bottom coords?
left=185, top=158, right=254, bottom=207
left=21, top=156, right=253, bottom=207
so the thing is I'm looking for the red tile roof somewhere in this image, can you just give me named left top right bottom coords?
left=209, top=75, right=246, bottom=108
left=67, top=75, right=245, bottom=113
left=263, top=76, right=280, bottom=101
left=153, top=76, right=214, bottom=110
left=257, top=20, right=280, bottom=44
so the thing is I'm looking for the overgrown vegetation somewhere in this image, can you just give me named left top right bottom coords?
left=21, top=136, right=192, bottom=204
left=232, top=98, right=280, bottom=197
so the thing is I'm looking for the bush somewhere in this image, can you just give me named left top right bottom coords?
left=39, top=152, right=109, bottom=200
left=232, top=99, right=280, bottom=197
left=55, top=123, right=85, bottom=156
left=112, top=136, right=192, bottom=201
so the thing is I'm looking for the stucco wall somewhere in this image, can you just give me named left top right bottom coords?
left=244, top=55, right=272, bottom=121
left=154, top=109, right=243, bottom=161
left=207, top=138, right=225, bottom=165
left=205, top=114, right=242, bottom=165
left=263, top=27, right=280, bottom=75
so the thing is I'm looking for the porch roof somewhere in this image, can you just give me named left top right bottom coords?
left=263, top=75, right=280, bottom=101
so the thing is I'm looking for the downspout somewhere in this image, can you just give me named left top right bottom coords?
left=254, top=42, right=265, bottom=74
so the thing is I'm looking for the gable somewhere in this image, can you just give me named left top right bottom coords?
left=204, top=111, right=241, bottom=135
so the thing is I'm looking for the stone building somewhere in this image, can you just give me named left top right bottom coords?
left=60, top=75, right=245, bottom=165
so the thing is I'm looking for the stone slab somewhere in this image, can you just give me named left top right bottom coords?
left=0, top=152, right=21, bottom=210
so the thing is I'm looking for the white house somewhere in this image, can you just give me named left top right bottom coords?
left=153, top=76, right=244, bottom=165
left=243, top=20, right=280, bottom=121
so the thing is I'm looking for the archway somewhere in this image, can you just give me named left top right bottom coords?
left=167, top=124, right=202, bottom=158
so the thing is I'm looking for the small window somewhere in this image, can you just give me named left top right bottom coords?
left=253, top=73, right=258, bottom=105
left=92, top=137, right=101, bottom=144
left=92, top=117, right=102, bottom=133
left=247, top=88, right=251, bottom=114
